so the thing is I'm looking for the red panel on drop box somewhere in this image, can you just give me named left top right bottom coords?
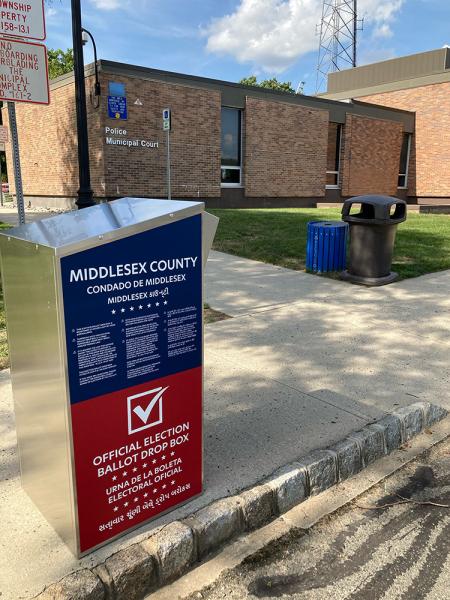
left=71, top=366, right=202, bottom=553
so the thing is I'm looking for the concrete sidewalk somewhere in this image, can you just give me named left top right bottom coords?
left=1, top=251, right=449, bottom=599
left=205, top=251, right=450, bottom=410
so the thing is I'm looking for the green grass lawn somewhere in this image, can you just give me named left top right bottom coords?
left=209, top=208, right=450, bottom=280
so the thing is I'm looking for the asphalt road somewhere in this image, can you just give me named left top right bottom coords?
left=188, top=437, right=450, bottom=600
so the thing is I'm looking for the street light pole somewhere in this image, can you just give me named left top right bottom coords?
left=71, top=0, right=95, bottom=209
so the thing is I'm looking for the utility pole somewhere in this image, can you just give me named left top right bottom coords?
left=71, top=0, right=95, bottom=209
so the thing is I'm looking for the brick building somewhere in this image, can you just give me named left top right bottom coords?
left=321, top=47, right=450, bottom=206
left=3, top=59, right=414, bottom=208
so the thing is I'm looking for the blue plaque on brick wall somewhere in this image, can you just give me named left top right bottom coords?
left=108, top=95, right=127, bottom=120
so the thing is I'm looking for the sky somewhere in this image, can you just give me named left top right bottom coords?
left=45, top=0, right=450, bottom=95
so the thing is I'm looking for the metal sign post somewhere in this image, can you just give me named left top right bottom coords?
left=163, top=109, right=171, bottom=200
left=0, top=130, right=7, bottom=208
left=7, top=103, right=25, bottom=225
left=167, top=129, right=171, bottom=201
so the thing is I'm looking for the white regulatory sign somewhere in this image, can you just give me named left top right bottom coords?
left=0, top=38, right=49, bottom=104
left=0, top=0, right=46, bottom=41
left=0, top=125, right=8, bottom=142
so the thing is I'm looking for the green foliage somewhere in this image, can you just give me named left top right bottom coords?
left=47, top=48, right=74, bottom=80
left=239, top=75, right=295, bottom=94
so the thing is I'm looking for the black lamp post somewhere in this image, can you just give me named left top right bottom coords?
left=81, top=28, right=101, bottom=99
left=71, top=0, right=95, bottom=209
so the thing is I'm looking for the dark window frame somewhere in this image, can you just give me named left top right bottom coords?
left=326, top=123, right=342, bottom=189
left=398, top=133, right=411, bottom=189
left=221, top=107, right=243, bottom=188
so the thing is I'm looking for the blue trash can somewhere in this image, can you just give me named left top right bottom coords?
left=306, top=221, right=348, bottom=273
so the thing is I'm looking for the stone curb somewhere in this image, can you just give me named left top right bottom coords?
left=34, top=401, right=448, bottom=600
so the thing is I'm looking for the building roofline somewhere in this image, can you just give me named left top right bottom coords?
left=323, top=47, right=450, bottom=98
left=96, top=58, right=347, bottom=107
left=96, top=58, right=415, bottom=111
left=320, top=70, right=450, bottom=101
left=46, top=58, right=414, bottom=132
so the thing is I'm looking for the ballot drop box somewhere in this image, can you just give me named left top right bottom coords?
left=0, top=198, right=218, bottom=556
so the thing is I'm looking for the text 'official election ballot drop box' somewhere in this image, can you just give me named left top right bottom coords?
left=0, top=198, right=218, bottom=557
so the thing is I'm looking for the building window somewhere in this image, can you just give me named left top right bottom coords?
left=221, top=107, right=242, bottom=186
left=326, top=123, right=342, bottom=188
left=398, top=133, right=411, bottom=188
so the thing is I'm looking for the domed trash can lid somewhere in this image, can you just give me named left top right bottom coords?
left=342, top=195, right=407, bottom=225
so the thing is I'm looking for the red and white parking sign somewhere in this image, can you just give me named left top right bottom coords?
left=0, top=0, right=46, bottom=41
left=0, top=38, right=49, bottom=104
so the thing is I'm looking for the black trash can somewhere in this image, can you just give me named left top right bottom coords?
left=341, top=195, right=407, bottom=286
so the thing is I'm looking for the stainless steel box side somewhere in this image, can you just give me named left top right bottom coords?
left=0, top=237, right=76, bottom=552
left=202, top=212, right=219, bottom=270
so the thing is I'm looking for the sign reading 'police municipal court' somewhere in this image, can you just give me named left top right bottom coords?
left=61, top=216, right=203, bottom=553
left=105, top=126, right=159, bottom=149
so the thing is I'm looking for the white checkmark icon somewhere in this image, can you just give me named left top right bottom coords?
left=133, top=386, right=168, bottom=424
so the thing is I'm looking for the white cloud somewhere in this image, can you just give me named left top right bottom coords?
left=206, top=0, right=320, bottom=73
left=360, top=0, right=404, bottom=24
left=360, top=0, right=403, bottom=39
left=373, top=23, right=394, bottom=38
left=205, top=0, right=405, bottom=73
left=90, top=0, right=121, bottom=10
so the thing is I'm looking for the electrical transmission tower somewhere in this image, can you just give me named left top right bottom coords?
left=315, top=0, right=362, bottom=93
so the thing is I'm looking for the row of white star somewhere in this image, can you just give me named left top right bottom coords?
left=112, top=482, right=176, bottom=510
left=111, top=452, right=176, bottom=481
left=111, top=301, right=168, bottom=315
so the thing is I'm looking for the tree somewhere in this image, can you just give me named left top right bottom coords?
left=239, top=75, right=295, bottom=94
left=47, top=48, right=74, bottom=80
